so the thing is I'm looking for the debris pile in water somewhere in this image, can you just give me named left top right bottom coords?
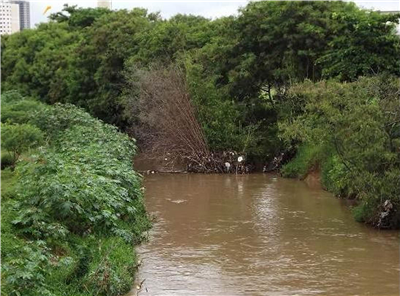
left=187, top=151, right=253, bottom=173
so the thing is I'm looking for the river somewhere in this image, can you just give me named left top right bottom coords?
left=135, top=174, right=399, bottom=296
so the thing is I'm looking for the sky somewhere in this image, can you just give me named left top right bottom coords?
left=30, top=0, right=400, bottom=28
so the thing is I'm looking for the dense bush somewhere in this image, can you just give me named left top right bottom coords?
left=1, top=102, right=150, bottom=295
left=1, top=90, right=46, bottom=125
left=281, top=143, right=327, bottom=179
left=185, top=58, right=264, bottom=155
left=1, top=123, right=45, bottom=167
left=280, top=76, right=400, bottom=228
left=0, top=91, right=48, bottom=167
left=13, top=106, right=148, bottom=243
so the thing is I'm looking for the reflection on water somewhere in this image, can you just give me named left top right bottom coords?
left=135, top=174, right=399, bottom=296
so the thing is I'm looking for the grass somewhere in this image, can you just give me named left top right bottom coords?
left=281, top=143, right=326, bottom=179
left=1, top=168, right=17, bottom=201
left=1, top=169, right=23, bottom=296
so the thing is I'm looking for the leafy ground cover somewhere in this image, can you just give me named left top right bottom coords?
left=1, top=92, right=150, bottom=295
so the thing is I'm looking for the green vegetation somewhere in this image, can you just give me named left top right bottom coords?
left=1, top=123, right=44, bottom=167
left=0, top=7, right=399, bottom=283
left=280, top=76, right=400, bottom=228
left=1, top=92, right=150, bottom=295
left=280, top=143, right=327, bottom=179
left=2, top=2, right=399, bottom=159
left=1, top=4, right=399, bottom=296
left=1, top=168, right=17, bottom=200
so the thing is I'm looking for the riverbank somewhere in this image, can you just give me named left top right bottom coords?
left=281, top=141, right=400, bottom=229
left=1, top=93, right=150, bottom=296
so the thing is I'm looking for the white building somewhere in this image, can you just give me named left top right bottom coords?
left=0, top=1, right=20, bottom=35
left=97, top=0, right=112, bottom=9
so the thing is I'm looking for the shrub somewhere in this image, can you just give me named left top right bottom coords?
left=2, top=103, right=150, bottom=295
left=12, top=105, right=150, bottom=242
left=13, top=143, right=147, bottom=242
left=0, top=91, right=46, bottom=127
left=280, top=76, right=400, bottom=228
left=281, top=143, right=325, bottom=178
left=0, top=90, right=25, bottom=105
left=30, top=103, right=98, bottom=139
left=1, top=123, right=45, bottom=167
left=1, top=240, right=54, bottom=296
left=185, top=57, right=282, bottom=162
left=352, top=203, right=375, bottom=223
left=1, top=100, right=46, bottom=124
left=81, top=237, right=137, bottom=295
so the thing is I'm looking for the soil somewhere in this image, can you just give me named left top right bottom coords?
left=303, top=167, right=322, bottom=189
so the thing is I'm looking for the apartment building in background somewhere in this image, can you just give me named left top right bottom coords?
left=11, top=0, right=30, bottom=30
left=0, top=1, right=20, bottom=35
left=0, top=0, right=29, bottom=35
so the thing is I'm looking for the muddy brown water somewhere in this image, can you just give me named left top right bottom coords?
left=134, top=174, right=399, bottom=296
